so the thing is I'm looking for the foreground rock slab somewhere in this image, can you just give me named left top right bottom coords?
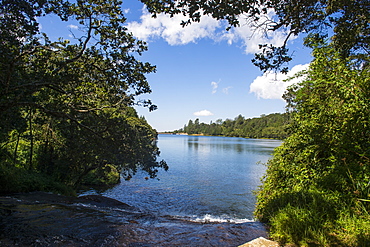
left=0, top=192, right=269, bottom=246
left=239, top=237, right=279, bottom=247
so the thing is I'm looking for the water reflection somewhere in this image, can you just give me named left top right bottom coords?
left=104, top=135, right=281, bottom=221
left=186, top=136, right=279, bottom=155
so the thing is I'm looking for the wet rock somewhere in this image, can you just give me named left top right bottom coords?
left=78, top=195, right=140, bottom=212
left=0, top=192, right=269, bottom=246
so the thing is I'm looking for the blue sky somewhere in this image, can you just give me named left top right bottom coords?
left=39, top=1, right=313, bottom=132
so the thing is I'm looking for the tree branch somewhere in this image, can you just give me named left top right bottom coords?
left=7, top=102, right=104, bottom=137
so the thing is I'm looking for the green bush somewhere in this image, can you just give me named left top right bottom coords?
left=81, top=164, right=121, bottom=186
left=255, top=44, right=370, bottom=246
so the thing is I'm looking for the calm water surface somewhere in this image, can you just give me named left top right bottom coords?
left=103, top=135, right=281, bottom=222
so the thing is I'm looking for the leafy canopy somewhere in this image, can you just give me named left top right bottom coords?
left=0, top=0, right=168, bottom=192
left=141, top=0, right=370, bottom=73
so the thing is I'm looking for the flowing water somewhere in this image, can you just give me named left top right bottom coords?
left=102, top=135, right=282, bottom=223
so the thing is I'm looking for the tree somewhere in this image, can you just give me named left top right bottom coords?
left=141, top=0, right=370, bottom=73
left=255, top=44, right=370, bottom=245
left=0, top=0, right=167, bottom=193
left=1, top=0, right=157, bottom=114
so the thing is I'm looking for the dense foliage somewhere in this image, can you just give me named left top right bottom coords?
left=176, top=113, right=289, bottom=139
left=255, top=44, right=370, bottom=245
left=0, top=0, right=167, bottom=195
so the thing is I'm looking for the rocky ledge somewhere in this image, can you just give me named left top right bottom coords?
left=0, top=192, right=271, bottom=246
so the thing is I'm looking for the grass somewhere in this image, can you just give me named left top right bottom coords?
left=0, top=164, right=75, bottom=196
left=257, top=189, right=370, bottom=246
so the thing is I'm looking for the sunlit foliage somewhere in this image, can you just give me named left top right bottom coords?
left=255, top=43, right=370, bottom=246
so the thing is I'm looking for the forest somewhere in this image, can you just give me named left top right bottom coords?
left=175, top=113, right=289, bottom=140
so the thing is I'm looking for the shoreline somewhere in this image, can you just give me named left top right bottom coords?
left=158, top=132, right=283, bottom=140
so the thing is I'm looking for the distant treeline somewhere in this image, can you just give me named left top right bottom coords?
left=175, top=113, right=290, bottom=139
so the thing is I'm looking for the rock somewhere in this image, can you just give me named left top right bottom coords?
left=0, top=192, right=270, bottom=246
left=78, top=194, right=141, bottom=212
left=239, top=237, right=279, bottom=247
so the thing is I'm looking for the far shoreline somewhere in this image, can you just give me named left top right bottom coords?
left=157, top=132, right=283, bottom=140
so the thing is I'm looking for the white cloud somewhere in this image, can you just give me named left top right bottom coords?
left=126, top=7, right=294, bottom=53
left=211, top=81, right=218, bottom=94
left=123, top=8, right=130, bottom=14
left=249, top=63, right=309, bottom=100
left=67, top=24, right=78, bottom=30
left=194, top=110, right=214, bottom=116
left=127, top=7, right=220, bottom=45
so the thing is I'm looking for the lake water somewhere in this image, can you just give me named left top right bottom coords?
left=103, top=135, right=281, bottom=223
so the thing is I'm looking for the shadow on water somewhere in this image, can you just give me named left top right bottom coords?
left=0, top=192, right=268, bottom=246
